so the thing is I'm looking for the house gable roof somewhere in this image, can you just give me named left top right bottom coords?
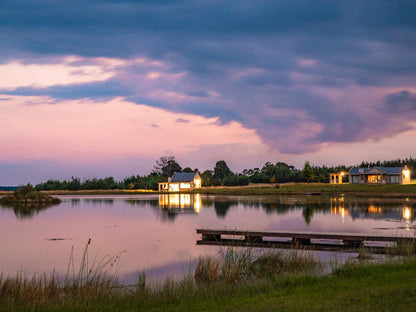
left=171, top=172, right=199, bottom=182
left=366, top=167, right=386, bottom=175
left=349, top=167, right=404, bottom=175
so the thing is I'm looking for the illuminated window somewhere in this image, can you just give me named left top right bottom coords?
left=194, top=179, right=201, bottom=188
left=180, top=183, right=191, bottom=189
left=169, top=184, right=179, bottom=192
left=368, top=175, right=381, bottom=184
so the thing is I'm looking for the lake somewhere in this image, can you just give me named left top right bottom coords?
left=0, top=194, right=415, bottom=283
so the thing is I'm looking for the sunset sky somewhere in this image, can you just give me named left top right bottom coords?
left=1, top=1, right=416, bottom=185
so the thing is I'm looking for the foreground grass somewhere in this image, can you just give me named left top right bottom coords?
left=1, top=245, right=416, bottom=312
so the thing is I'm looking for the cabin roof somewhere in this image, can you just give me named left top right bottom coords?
left=171, top=172, right=198, bottom=182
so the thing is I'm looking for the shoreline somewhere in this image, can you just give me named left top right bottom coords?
left=2, top=183, right=416, bottom=197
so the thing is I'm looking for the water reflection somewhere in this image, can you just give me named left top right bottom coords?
left=2, top=194, right=415, bottom=225
left=70, top=198, right=81, bottom=206
left=0, top=203, right=54, bottom=219
left=84, top=198, right=114, bottom=205
left=158, top=194, right=201, bottom=213
left=329, top=196, right=416, bottom=222
left=153, top=194, right=200, bottom=221
left=196, top=196, right=416, bottom=224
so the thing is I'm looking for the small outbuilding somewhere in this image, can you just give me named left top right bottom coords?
left=158, top=172, right=202, bottom=192
left=348, top=166, right=411, bottom=185
left=329, top=172, right=346, bottom=184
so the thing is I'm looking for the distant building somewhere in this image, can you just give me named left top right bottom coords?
left=158, top=172, right=202, bottom=192
left=348, top=166, right=411, bottom=184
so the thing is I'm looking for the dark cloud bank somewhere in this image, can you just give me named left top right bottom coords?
left=2, top=0, right=416, bottom=153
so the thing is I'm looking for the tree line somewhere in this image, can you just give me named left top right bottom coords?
left=34, top=156, right=416, bottom=191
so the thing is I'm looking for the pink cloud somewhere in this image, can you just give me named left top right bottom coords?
left=0, top=56, right=121, bottom=90
left=296, top=58, right=318, bottom=67
left=0, top=95, right=263, bottom=163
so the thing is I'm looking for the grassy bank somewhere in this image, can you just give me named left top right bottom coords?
left=195, top=182, right=416, bottom=197
left=1, top=244, right=416, bottom=311
left=41, top=189, right=158, bottom=195
left=22, top=183, right=415, bottom=197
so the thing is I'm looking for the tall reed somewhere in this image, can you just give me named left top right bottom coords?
left=194, top=247, right=322, bottom=283
left=0, top=244, right=322, bottom=311
left=0, top=239, right=124, bottom=309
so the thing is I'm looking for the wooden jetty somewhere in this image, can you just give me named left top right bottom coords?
left=196, top=229, right=416, bottom=252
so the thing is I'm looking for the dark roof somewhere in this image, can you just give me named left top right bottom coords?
left=380, top=167, right=405, bottom=174
left=349, top=167, right=404, bottom=175
left=349, top=167, right=367, bottom=175
left=171, top=172, right=198, bottom=182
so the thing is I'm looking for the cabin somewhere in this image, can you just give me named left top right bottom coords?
left=158, top=172, right=202, bottom=192
left=348, top=166, right=411, bottom=184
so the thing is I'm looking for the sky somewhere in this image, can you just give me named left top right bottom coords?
left=1, top=1, right=416, bottom=185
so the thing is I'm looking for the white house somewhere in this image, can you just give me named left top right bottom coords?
left=158, top=172, right=202, bottom=192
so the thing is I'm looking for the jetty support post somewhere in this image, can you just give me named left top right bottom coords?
left=343, top=240, right=362, bottom=248
left=292, top=238, right=312, bottom=246
left=202, top=233, right=221, bottom=241
left=245, top=233, right=263, bottom=243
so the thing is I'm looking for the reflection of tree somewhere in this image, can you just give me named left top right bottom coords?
left=261, top=202, right=296, bottom=215
left=202, top=197, right=214, bottom=207
left=84, top=199, right=114, bottom=205
left=302, top=207, right=314, bottom=225
left=125, top=199, right=159, bottom=208
left=157, top=209, right=177, bottom=222
left=1, top=203, right=54, bottom=219
left=70, top=199, right=81, bottom=206
left=214, top=201, right=232, bottom=218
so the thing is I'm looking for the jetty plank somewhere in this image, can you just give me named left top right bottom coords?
left=196, top=228, right=415, bottom=252
left=196, top=229, right=414, bottom=243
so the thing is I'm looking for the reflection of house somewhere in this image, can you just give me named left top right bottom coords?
left=348, top=166, right=411, bottom=184
left=158, top=172, right=202, bottom=192
left=158, top=193, right=201, bottom=213
left=330, top=196, right=413, bottom=221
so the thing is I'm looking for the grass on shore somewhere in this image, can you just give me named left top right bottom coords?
left=2, top=241, right=416, bottom=312
left=34, top=182, right=416, bottom=196
left=2, top=182, right=416, bottom=197
left=195, top=182, right=416, bottom=196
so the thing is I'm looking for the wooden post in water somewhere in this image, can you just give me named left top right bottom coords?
left=292, top=238, right=312, bottom=246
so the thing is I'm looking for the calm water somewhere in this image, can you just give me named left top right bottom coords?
left=1, top=194, right=415, bottom=282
